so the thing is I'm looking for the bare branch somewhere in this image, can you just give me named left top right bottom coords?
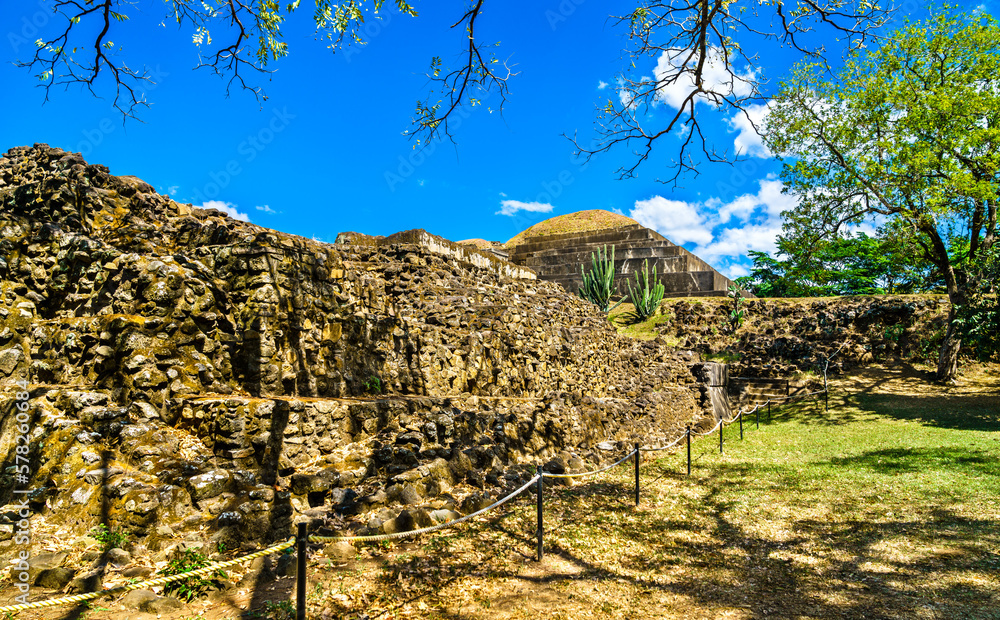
left=571, top=0, right=891, bottom=185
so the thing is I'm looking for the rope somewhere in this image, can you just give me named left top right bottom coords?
left=0, top=538, right=295, bottom=614
left=309, top=475, right=540, bottom=544
left=541, top=449, right=637, bottom=479
left=692, top=418, right=724, bottom=437
left=639, top=432, right=687, bottom=452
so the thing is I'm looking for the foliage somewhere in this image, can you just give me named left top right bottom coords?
left=11, top=1, right=886, bottom=177
left=158, top=548, right=227, bottom=602
left=362, top=375, right=382, bottom=394
left=89, top=524, right=128, bottom=552
left=580, top=245, right=624, bottom=313
left=626, top=259, right=664, bottom=321
left=738, top=232, right=938, bottom=298
left=955, top=245, right=1000, bottom=361
left=762, top=10, right=1000, bottom=379
left=726, top=285, right=746, bottom=331
left=250, top=600, right=295, bottom=620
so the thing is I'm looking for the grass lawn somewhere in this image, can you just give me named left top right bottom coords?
left=297, top=364, right=999, bottom=620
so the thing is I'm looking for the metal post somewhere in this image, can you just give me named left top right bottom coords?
left=768, top=401, right=771, bottom=423
left=739, top=411, right=744, bottom=440
left=824, top=363, right=830, bottom=413
left=536, top=468, right=544, bottom=562
left=719, top=420, right=724, bottom=454
left=686, top=426, right=692, bottom=475
left=755, top=406, right=759, bottom=429
left=634, top=443, right=640, bottom=507
left=296, top=522, right=307, bottom=620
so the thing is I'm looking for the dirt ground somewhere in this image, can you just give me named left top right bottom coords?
left=2, top=361, right=998, bottom=620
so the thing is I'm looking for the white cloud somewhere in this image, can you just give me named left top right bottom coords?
left=417, top=179, right=426, bottom=187
left=255, top=204, right=278, bottom=214
left=496, top=200, right=555, bottom=217
left=198, top=200, right=250, bottom=222
left=654, top=46, right=755, bottom=110
left=729, top=102, right=773, bottom=158
left=598, top=80, right=609, bottom=90
left=167, top=185, right=179, bottom=196
left=630, top=196, right=713, bottom=246
left=694, top=221, right=784, bottom=266
left=629, top=178, right=798, bottom=269
left=499, top=191, right=508, bottom=198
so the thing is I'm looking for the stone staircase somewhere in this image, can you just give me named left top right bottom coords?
left=508, top=224, right=733, bottom=297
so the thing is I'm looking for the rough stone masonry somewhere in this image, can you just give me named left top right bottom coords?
left=0, top=145, right=714, bottom=567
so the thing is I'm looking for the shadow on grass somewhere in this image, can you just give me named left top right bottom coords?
left=828, top=446, right=1000, bottom=477
left=521, top=469, right=1000, bottom=620
left=856, top=392, right=1000, bottom=432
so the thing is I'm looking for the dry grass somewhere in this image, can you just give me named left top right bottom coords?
left=6, top=363, right=998, bottom=620
left=504, top=210, right=638, bottom=250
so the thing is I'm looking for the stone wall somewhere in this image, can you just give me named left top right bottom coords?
left=0, top=145, right=708, bottom=555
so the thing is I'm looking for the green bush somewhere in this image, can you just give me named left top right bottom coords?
left=727, top=284, right=747, bottom=331
left=362, top=375, right=382, bottom=394
left=251, top=600, right=295, bottom=620
left=158, top=548, right=227, bottom=602
left=580, top=245, right=624, bottom=312
left=626, top=259, right=664, bottom=320
left=90, top=524, right=128, bottom=552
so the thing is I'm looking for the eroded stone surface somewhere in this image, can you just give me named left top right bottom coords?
left=0, top=144, right=709, bottom=554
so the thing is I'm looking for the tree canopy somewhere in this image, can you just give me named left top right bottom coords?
left=14, top=1, right=888, bottom=179
left=736, top=231, right=936, bottom=298
left=761, top=10, right=1000, bottom=379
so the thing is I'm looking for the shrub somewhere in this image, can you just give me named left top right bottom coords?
left=158, top=548, right=227, bottom=602
left=90, top=524, right=128, bottom=552
left=727, top=284, right=747, bottom=331
left=580, top=245, right=624, bottom=312
left=362, top=375, right=382, bottom=394
left=627, top=259, right=664, bottom=320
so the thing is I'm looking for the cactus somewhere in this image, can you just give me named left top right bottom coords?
left=627, top=259, right=665, bottom=320
left=579, top=245, right=624, bottom=312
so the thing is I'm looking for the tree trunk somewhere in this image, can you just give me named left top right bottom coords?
left=937, top=303, right=962, bottom=382
left=920, top=218, right=964, bottom=382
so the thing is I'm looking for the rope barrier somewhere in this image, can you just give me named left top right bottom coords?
left=541, top=449, right=637, bottom=479
left=639, top=432, right=687, bottom=452
left=1, top=381, right=832, bottom=615
left=309, top=475, right=541, bottom=544
left=0, top=538, right=295, bottom=614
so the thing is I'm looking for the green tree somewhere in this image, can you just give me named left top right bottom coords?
left=15, top=1, right=887, bottom=173
left=763, top=10, right=1000, bottom=381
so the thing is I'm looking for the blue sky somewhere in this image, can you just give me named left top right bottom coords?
left=0, top=0, right=986, bottom=278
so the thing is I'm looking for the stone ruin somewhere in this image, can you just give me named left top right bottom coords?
left=505, top=211, right=734, bottom=297
left=0, top=145, right=729, bottom=568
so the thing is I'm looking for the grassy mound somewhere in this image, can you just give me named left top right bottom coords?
left=457, top=238, right=499, bottom=250
left=505, top=209, right=639, bottom=250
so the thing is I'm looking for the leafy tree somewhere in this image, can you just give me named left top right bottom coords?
left=14, top=1, right=887, bottom=174
left=762, top=10, right=1000, bottom=380
left=737, top=232, right=936, bottom=298
left=955, top=245, right=1000, bottom=361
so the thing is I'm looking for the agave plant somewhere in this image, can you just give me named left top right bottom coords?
left=579, top=245, right=624, bottom=312
left=627, top=259, right=665, bottom=320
